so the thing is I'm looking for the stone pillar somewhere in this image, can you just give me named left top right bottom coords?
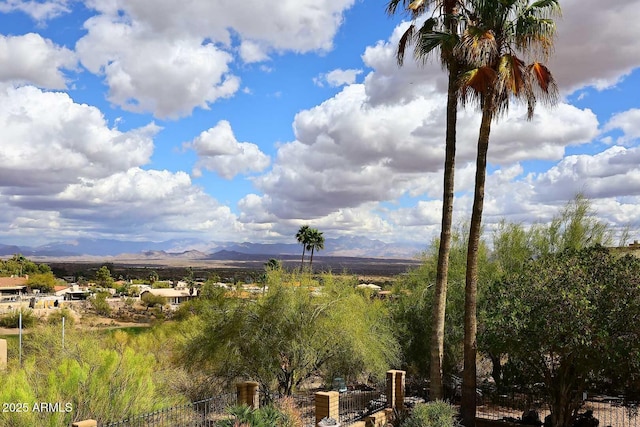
left=245, top=381, right=259, bottom=409
left=315, top=391, right=339, bottom=427
left=236, top=381, right=260, bottom=409
left=386, top=370, right=405, bottom=409
left=0, top=339, right=6, bottom=371
left=386, top=370, right=396, bottom=408
left=72, top=420, right=97, bottom=427
left=394, top=370, right=405, bottom=410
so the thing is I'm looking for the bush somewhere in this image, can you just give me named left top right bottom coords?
left=48, top=308, right=75, bottom=327
left=90, top=292, right=112, bottom=316
left=216, top=403, right=302, bottom=427
left=402, top=401, right=459, bottom=427
left=0, top=308, right=37, bottom=328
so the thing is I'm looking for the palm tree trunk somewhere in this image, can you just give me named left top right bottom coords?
left=309, top=247, right=315, bottom=270
left=430, top=61, right=460, bottom=400
left=461, top=95, right=494, bottom=427
left=300, top=247, right=306, bottom=269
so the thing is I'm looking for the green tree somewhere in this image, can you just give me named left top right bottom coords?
left=90, top=292, right=111, bottom=316
left=184, top=272, right=398, bottom=397
left=392, top=225, right=495, bottom=381
left=95, top=265, right=114, bottom=288
left=457, top=1, right=560, bottom=423
left=386, top=0, right=466, bottom=399
left=483, top=246, right=640, bottom=427
left=305, top=228, right=325, bottom=269
left=529, top=193, right=612, bottom=256
left=0, top=254, right=43, bottom=277
left=148, top=270, right=159, bottom=285
left=295, top=225, right=311, bottom=268
left=483, top=196, right=614, bottom=392
left=141, top=292, right=167, bottom=311
left=264, top=258, right=282, bottom=271
left=0, top=325, right=185, bottom=426
left=26, top=272, right=57, bottom=293
left=491, top=195, right=612, bottom=279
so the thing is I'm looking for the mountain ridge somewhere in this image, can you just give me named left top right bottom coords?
left=0, top=236, right=424, bottom=260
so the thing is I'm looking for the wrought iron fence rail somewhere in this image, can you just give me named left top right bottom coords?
left=477, top=394, right=640, bottom=427
left=338, top=389, right=386, bottom=425
left=101, top=392, right=237, bottom=427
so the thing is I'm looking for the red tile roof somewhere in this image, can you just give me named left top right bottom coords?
left=0, top=277, right=28, bottom=288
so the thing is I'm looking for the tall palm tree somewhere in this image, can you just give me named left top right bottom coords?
left=296, top=225, right=311, bottom=268
left=306, top=228, right=325, bottom=270
left=456, top=1, right=560, bottom=425
left=386, top=0, right=465, bottom=399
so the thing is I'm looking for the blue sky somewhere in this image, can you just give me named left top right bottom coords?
left=0, top=0, right=639, bottom=250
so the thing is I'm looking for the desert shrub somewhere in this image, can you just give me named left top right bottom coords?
left=275, top=397, right=304, bottom=427
left=216, top=404, right=297, bottom=427
left=90, top=292, right=112, bottom=316
left=0, top=308, right=37, bottom=328
left=141, top=292, right=166, bottom=311
left=47, top=308, right=75, bottom=327
left=402, top=401, right=459, bottom=427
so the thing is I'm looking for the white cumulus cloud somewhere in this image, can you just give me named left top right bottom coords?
left=314, top=68, right=363, bottom=87
left=0, top=33, right=77, bottom=89
left=0, top=85, right=157, bottom=196
left=0, top=0, right=70, bottom=21
left=185, top=120, right=271, bottom=179
left=76, top=15, right=240, bottom=119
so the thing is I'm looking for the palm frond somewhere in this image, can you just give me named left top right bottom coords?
left=528, top=61, right=552, bottom=92
left=528, top=61, right=558, bottom=103
left=415, top=28, right=455, bottom=62
left=457, top=26, right=497, bottom=66
left=408, top=0, right=425, bottom=11
left=529, top=0, right=562, bottom=16
left=458, top=66, right=496, bottom=106
left=497, top=54, right=526, bottom=96
left=385, top=0, right=407, bottom=16
left=397, top=24, right=416, bottom=66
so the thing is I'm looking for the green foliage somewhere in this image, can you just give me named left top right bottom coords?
left=95, top=265, right=114, bottom=287
left=0, top=308, right=37, bottom=328
left=47, top=308, right=75, bottom=327
left=391, top=226, right=495, bottom=378
left=90, top=292, right=112, bottom=316
left=152, top=280, right=173, bottom=289
left=482, top=246, right=640, bottom=427
left=217, top=403, right=301, bottom=427
left=492, top=195, right=613, bottom=277
left=141, top=292, right=167, bottom=310
left=27, top=272, right=57, bottom=293
left=184, top=271, right=398, bottom=396
left=0, top=254, right=48, bottom=276
left=173, top=283, right=229, bottom=320
left=0, top=324, right=186, bottom=426
left=264, top=258, right=282, bottom=271
left=485, top=195, right=617, bottom=390
left=402, top=401, right=460, bottom=427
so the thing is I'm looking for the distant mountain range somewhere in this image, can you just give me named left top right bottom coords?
left=0, top=236, right=425, bottom=260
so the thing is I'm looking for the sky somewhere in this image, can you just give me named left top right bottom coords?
left=0, top=0, right=639, bottom=249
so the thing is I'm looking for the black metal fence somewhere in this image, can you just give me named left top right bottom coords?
left=100, top=387, right=389, bottom=427
left=290, top=392, right=316, bottom=427
left=338, top=389, right=387, bottom=425
left=477, top=393, right=640, bottom=427
left=101, top=392, right=237, bottom=427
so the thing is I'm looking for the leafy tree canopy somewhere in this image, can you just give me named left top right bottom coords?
left=26, top=272, right=57, bottom=293
left=483, top=246, right=640, bottom=427
left=183, top=271, right=399, bottom=397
